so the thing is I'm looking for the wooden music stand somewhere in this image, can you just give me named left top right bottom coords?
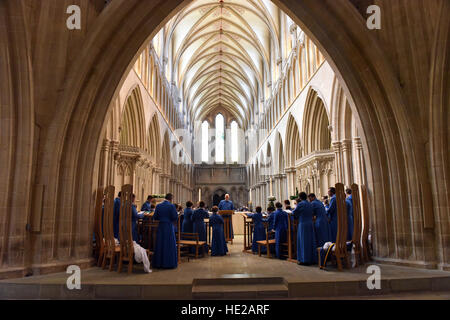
left=219, top=210, right=234, bottom=244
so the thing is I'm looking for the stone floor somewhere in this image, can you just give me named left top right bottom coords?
left=1, top=236, right=449, bottom=299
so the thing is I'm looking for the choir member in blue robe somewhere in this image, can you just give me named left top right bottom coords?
left=191, top=201, right=210, bottom=254
left=182, top=201, right=194, bottom=234
left=326, top=187, right=338, bottom=242
left=345, top=189, right=354, bottom=241
left=272, top=202, right=288, bottom=259
left=141, top=195, right=153, bottom=212
left=246, top=206, right=266, bottom=253
left=293, top=193, right=317, bottom=265
left=218, top=194, right=234, bottom=239
left=308, top=193, right=331, bottom=247
left=152, top=193, right=178, bottom=269
left=209, top=206, right=228, bottom=256
left=131, top=194, right=145, bottom=242
left=113, top=192, right=121, bottom=239
left=264, top=207, right=276, bottom=241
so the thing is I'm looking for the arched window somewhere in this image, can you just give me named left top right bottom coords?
left=231, top=121, right=238, bottom=163
left=201, top=121, right=209, bottom=162
left=215, top=114, right=225, bottom=163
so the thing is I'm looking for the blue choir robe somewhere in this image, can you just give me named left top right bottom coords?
left=113, top=197, right=121, bottom=239
left=191, top=208, right=209, bottom=252
left=264, top=212, right=276, bottom=240
left=152, top=200, right=178, bottom=269
left=326, top=195, right=338, bottom=242
left=141, top=201, right=151, bottom=212
left=294, top=201, right=317, bottom=264
left=218, top=200, right=234, bottom=239
left=247, top=212, right=266, bottom=253
left=182, top=208, right=194, bottom=234
left=311, top=199, right=331, bottom=247
left=131, top=204, right=144, bottom=242
left=209, top=213, right=228, bottom=256
left=346, top=195, right=354, bottom=241
left=273, top=209, right=288, bottom=259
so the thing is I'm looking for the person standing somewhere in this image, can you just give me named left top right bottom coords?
left=218, top=194, right=235, bottom=240
left=209, top=206, right=228, bottom=256
left=182, top=201, right=194, bottom=234
left=246, top=206, right=266, bottom=254
left=191, top=201, right=210, bottom=254
left=152, top=193, right=178, bottom=269
left=308, top=193, right=331, bottom=247
left=326, top=187, right=338, bottom=242
left=113, top=192, right=121, bottom=239
left=273, top=202, right=288, bottom=259
left=345, top=188, right=354, bottom=241
left=293, top=192, right=316, bottom=265
left=141, top=195, right=153, bottom=212
left=131, top=194, right=145, bottom=242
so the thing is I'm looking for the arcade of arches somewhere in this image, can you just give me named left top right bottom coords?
left=0, top=0, right=449, bottom=280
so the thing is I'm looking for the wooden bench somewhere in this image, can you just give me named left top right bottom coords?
left=257, top=221, right=276, bottom=257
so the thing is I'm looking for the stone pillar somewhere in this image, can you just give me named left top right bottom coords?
left=332, top=141, right=343, bottom=183
left=98, top=139, right=110, bottom=187
left=353, top=137, right=366, bottom=185
left=341, top=139, right=354, bottom=187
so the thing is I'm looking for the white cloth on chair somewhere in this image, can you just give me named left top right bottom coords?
left=133, top=241, right=152, bottom=273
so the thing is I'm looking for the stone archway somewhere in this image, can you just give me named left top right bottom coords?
left=2, top=0, right=449, bottom=277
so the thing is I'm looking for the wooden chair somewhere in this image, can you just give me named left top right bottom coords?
left=350, top=184, right=363, bottom=267
left=101, top=185, right=120, bottom=271
left=256, top=221, right=276, bottom=257
left=360, top=185, right=372, bottom=263
left=281, top=213, right=298, bottom=262
left=117, top=185, right=150, bottom=274
left=178, top=233, right=207, bottom=258
left=219, top=210, right=234, bottom=244
left=333, top=183, right=351, bottom=271
left=93, top=186, right=104, bottom=266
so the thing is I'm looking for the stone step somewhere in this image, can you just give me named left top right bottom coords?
left=192, top=276, right=288, bottom=299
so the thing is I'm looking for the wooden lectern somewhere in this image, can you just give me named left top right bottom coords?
left=219, top=210, right=234, bottom=244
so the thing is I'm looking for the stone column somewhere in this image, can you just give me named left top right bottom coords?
left=332, top=141, right=343, bottom=183
left=353, top=137, right=366, bottom=185
left=98, top=139, right=110, bottom=187
left=341, top=139, right=354, bottom=187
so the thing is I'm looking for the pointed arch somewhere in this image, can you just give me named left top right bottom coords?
left=120, top=87, right=146, bottom=149
left=285, top=114, right=301, bottom=168
left=302, top=88, right=331, bottom=156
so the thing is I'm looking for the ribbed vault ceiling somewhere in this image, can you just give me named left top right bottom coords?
left=161, top=0, right=285, bottom=128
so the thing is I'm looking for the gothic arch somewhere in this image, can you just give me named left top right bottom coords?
left=302, top=88, right=331, bottom=156
left=2, top=0, right=445, bottom=274
left=285, top=114, right=301, bottom=168
left=120, top=87, right=146, bottom=149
